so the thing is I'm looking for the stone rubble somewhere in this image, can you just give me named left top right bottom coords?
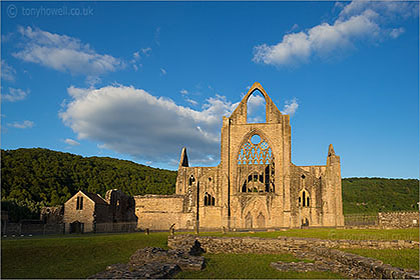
left=88, top=244, right=204, bottom=279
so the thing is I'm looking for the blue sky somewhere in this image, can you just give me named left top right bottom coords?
left=1, top=1, right=418, bottom=178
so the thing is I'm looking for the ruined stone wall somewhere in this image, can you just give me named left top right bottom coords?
left=134, top=195, right=194, bottom=230
left=106, top=190, right=137, bottom=223
left=168, top=235, right=419, bottom=254
left=378, top=211, right=419, bottom=228
left=168, top=235, right=419, bottom=279
left=171, top=82, right=344, bottom=230
left=40, top=206, right=64, bottom=224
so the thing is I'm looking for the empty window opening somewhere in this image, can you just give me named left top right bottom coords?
left=189, top=175, right=195, bottom=186
left=247, top=89, right=266, bottom=123
left=76, top=196, right=83, bottom=210
left=204, top=192, right=215, bottom=206
left=301, top=174, right=306, bottom=179
left=299, top=190, right=310, bottom=208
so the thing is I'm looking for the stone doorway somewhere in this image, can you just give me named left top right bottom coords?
left=256, top=212, right=266, bottom=228
left=70, top=221, right=84, bottom=234
left=245, top=212, right=253, bottom=228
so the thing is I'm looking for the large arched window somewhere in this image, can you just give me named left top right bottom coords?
left=238, top=133, right=274, bottom=193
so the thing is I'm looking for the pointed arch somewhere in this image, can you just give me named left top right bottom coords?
left=246, top=89, right=266, bottom=123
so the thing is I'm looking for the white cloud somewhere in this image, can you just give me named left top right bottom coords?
left=389, top=27, right=405, bottom=38
left=64, top=138, right=80, bottom=146
left=253, top=1, right=418, bottom=66
left=60, top=85, right=238, bottom=164
left=7, top=120, right=34, bottom=129
left=2, top=88, right=29, bottom=102
left=246, top=92, right=266, bottom=123
left=281, top=98, right=299, bottom=116
left=133, top=51, right=140, bottom=60
left=186, top=98, right=198, bottom=106
left=160, top=68, right=167, bottom=75
left=141, top=47, right=152, bottom=56
left=180, top=89, right=188, bottom=95
left=1, top=60, right=16, bottom=82
left=13, top=26, right=123, bottom=76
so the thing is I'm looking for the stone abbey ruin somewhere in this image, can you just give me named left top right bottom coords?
left=135, top=82, right=344, bottom=230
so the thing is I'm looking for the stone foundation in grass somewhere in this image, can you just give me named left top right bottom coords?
left=168, top=235, right=420, bottom=279
left=88, top=246, right=204, bottom=279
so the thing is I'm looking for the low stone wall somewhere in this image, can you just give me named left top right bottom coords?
left=312, top=247, right=419, bottom=279
left=168, top=235, right=419, bottom=253
left=378, top=211, right=419, bottom=228
left=168, top=235, right=419, bottom=279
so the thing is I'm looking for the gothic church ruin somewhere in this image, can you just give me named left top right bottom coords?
left=135, top=82, right=344, bottom=229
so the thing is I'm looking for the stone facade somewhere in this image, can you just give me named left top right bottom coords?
left=135, top=82, right=344, bottom=230
left=378, top=211, right=419, bottom=228
left=63, top=189, right=136, bottom=233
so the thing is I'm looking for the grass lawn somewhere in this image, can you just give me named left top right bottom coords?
left=198, top=227, right=419, bottom=241
left=2, top=228, right=418, bottom=279
left=176, top=253, right=345, bottom=279
left=340, top=248, right=420, bottom=271
left=1, top=232, right=169, bottom=279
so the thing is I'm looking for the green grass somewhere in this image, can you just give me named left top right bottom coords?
left=197, top=228, right=419, bottom=241
left=2, top=228, right=418, bottom=279
left=341, top=248, right=420, bottom=271
left=1, top=232, right=169, bottom=279
left=176, top=253, right=345, bottom=279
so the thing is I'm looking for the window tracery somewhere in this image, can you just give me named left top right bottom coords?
left=238, top=133, right=275, bottom=193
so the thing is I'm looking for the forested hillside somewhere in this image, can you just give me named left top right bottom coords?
left=1, top=148, right=418, bottom=221
left=342, top=177, right=419, bottom=214
left=1, top=148, right=177, bottom=221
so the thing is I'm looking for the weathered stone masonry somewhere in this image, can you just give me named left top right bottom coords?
left=135, top=82, right=344, bottom=230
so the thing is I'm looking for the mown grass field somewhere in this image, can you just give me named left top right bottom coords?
left=175, top=253, right=345, bottom=279
left=1, top=232, right=169, bottom=279
left=1, top=228, right=418, bottom=279
left=200, top=227, right=419, bottom=241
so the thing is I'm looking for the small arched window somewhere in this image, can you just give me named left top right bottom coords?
left=204, top=192, right=215, bottom=206
left=189, top=175, right=195, bottom=186
left=299, top=190, right=310, bottom=208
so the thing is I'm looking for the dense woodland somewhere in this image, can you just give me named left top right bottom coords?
left=1, top=148, right=418, bottom=221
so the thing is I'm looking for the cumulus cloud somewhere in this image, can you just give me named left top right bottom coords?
left=59, top=85, right=238, bottom=165
left=7, top=120, right=34, bottom=129
left=160, top=68, right=167, bottom=75
left=13, top=26, right=123, bottom=76
left=281, top=98, right=299, bottom=116
left=2, top=88, right=29, bottom=102
left=1, top=60, right=16, bottom=82
left=180, top=89, right=188, bottom=95
left=253, top=1, right=418, bottom=66
left=64, top=138, right=80, bottom=146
